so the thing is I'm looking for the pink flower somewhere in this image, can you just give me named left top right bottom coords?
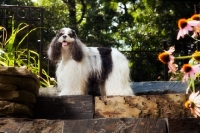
left=177, top=18, right=200, bottom=40
left=190, top=14, right=200, bottom=38
left=180, top=64, right=200, bottom=82
left=158, top=46, right=177, bottom=73
left=185, top=91, right=200, bottom=118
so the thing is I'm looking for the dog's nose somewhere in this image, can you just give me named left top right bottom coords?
left=63, top=35, right=67, bottom=38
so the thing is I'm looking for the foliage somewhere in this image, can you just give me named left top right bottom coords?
left=0, top=19, right=55, bottom=87
left=2, top=0, right=200, bottom=81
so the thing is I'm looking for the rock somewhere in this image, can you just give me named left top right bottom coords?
left=0, top=90, right=36, bottom=103
left=131, top=81, right=187, bottom=95
left=0, top=118, right=63, bottom=133
left=63, top=118, right=168, bottom=133
left=0, top=83, right=17, bottom=91
left=0, top=101, right=32, bottom=117
left=0, top=66, right=40, bottom=95
left=0, top=66, right=39, bottom=85
left=168, top=118, right=200, bottom=133
left=0, top=67, right=40, bottom=118
left=94, top=94, right=192, bottom=119
left=0, top=117, right=200, bottom=133
left=0, top=118, right=167, bottom=133
left=0, top=75, right=39, bottom=96
left=33, top=95, right=94, bottom=119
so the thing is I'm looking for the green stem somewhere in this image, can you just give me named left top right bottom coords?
left=175, top=55, right=193, bottom=60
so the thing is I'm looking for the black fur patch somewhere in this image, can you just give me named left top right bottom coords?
left=87, top=47, right=113, bottom=96
left=48, top=37, right=62, bottom=61
left=71, top=38, right=84, bottom=62
left=97, top=47, right=113, bottom=82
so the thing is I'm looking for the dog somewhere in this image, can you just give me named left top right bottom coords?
left=47, top=27, right=134, bottom=96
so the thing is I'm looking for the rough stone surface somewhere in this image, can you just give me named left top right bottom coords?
left=0, top=66, right=40, bottom=118
left=0, top=66, right=39, bottom=85
left=0, top=75, right=39, bottom=96
left=94, top=94, right=191, bottom=119
left=0, top=80, right=195, bottom=132
left=63, top=118, right=168, bottom=133
left=33, top=95, right=94, bottom=120
left=131, top=81, right=187, bottom=95
left=0, top=101, right=32, bottom=117
left=0, top=90, right=36, bottom=103
left=1, top=117, right=200, bottom=133
left=0, top=118, right=63, bottom=133
left=0, top=83, right=17, bottom=91
left=0, top=118, right=167, bottom=133
left=0, top=66, right=39, bottom=95
left=168, top=118, right=200, bottom=133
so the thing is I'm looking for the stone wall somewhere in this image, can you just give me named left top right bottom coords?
left=0, top=67, right=40, bottom=117
left=0, top=66, right=199, bottom=133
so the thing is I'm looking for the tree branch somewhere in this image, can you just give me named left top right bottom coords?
left=77, top=0, right=87, bottom=24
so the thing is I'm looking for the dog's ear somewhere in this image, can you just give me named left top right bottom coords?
left=71, top=39, right=84, bottom=62
left=47, top=37, right=62, bottom=61
left=56, top=29, right=62, bottom=37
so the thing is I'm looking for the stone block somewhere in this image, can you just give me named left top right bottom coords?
left=0, top=90, right=36, bottom=103
left=0, top=75, right=39, bottom=95
left=0, top=83, right=17, bottom=91
left=94, top=94, right=191, bottom=118
left=0, top=118, right=167, bottom=133
left=33, top=95, right=94, bottom=119
left=63, top=118, right=168, bottom=133
left=0, top=118, right=63, bottom=133
left=0, top=66, right=39, bottom=95
left=0, top=66, right=39, bottom=85
left=131, top=81, right=187, bottom=95
left=0, top=101, right=32, bottom=117
left=168, top=118, right=200, bottom=133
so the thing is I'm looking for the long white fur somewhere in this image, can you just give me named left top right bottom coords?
left=47, top=28, right=134, bottom=96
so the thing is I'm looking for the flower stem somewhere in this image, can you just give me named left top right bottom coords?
left=175, top=55, right=193, bottom=60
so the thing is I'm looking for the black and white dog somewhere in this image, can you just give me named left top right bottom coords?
left=47, top=28, right=134, bottom=96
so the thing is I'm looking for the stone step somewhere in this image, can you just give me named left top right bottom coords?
left=33, top=94, right=192, bottom=120
left=0, top=90, right=36, bottom=103
left=94, top=94, right=191, bottom=118
left=0, top=117, right=200, bottom=133
left=33, top=95, right=94, bottom=119
left=0, top=118, right=168, bottom=133
left=0, top=101, right=32, bottom=117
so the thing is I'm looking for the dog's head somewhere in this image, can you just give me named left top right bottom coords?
left=47, top=27, right=84, bottom=62
left=57, top=28, right=76, bottom=48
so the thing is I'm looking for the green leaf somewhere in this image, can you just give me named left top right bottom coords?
left=0, top=61, right=8, bottom=66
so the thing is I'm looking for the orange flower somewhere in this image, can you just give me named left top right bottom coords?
left=185, top=91, right=200, bottom=118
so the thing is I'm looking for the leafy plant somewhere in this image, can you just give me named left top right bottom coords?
left=0, top=19, right=56, bottom=87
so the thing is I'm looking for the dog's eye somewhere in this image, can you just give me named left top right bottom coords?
left=59, top=32, right=64, bottom=36
left=68, top=33, right=73, bottom=38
